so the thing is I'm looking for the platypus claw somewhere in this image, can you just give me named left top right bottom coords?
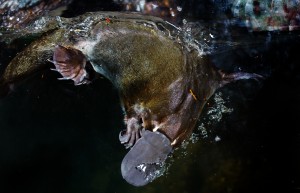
left=119, top=129, right=142, bottom=149
left=119, top=117, right=143, bottom=148
left=119, top=130, right=130, bottom=144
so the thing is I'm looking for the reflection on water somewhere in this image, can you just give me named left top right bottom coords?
left=0, top=0, right=300, bottom=193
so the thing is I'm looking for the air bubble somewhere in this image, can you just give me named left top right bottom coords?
left=215, top=136, right=221, bottom=142
left=207, top=92, right=233, bottom=122
left=177, top=6, right=182, bottom=12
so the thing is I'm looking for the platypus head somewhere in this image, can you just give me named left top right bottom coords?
left=121, top=130, right=172, bottom=186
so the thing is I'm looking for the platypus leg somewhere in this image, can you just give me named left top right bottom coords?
left=119, top=104, right=154, bottom=148
left=49, top=45, right=90, bottom=85
left=119, top=117, right=143, bottom=149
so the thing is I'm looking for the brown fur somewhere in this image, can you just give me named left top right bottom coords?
left=0, top=12, right=223, bottom=147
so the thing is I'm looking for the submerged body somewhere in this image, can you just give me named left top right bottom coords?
left=0, top=12, right=259, bottom=186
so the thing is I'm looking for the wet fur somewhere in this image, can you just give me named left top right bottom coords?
left=0, top=12, right=263, bottom=186
left=0, top=12, right=253, bottom=147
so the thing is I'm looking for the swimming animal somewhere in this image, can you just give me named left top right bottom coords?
left=0, top=12, right=260, bottom=186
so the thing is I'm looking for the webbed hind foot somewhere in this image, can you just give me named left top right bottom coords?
left=219, top=70, right=264, bottom=86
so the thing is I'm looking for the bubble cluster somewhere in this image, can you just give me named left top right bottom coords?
left=207, top=92, right=233, bottom=122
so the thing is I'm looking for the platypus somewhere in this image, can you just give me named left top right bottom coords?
left=0, top=12, right=260, bottom=186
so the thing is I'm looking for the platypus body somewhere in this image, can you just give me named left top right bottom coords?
left=0, top=12, right=259, bottom=186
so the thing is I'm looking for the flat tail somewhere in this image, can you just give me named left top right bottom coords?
left=219, top=70, right=264, bottom=87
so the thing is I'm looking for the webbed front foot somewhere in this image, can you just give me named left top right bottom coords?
left=119, top=117, right=143, bottom=149
left=49, top=45, right=90, bottom=85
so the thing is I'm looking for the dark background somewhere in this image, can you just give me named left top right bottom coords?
left=0, top=0, right=300, bottom=193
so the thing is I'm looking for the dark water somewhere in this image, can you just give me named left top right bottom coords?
left=0, top=1, right=300, bottom=193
